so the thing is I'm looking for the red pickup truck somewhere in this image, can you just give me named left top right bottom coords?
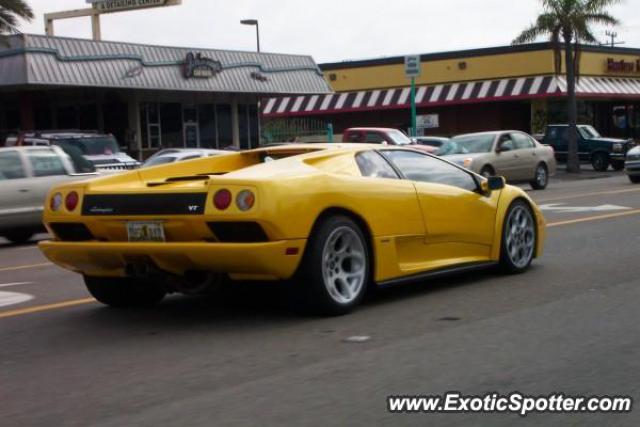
left=342, top=128, right=438, bottom=154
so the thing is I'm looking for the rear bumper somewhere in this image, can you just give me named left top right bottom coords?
left=39, top=239, right=306, bottom=280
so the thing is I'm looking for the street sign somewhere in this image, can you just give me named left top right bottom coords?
left=85, top=0, right=180, bottom=14
left=404, top=55, right=422, bottom=78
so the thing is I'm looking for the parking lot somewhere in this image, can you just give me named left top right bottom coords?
left=1, top=170, right=639, bottom=426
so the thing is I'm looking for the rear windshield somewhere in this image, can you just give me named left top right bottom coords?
left=55, top=136, right=120, bottom=156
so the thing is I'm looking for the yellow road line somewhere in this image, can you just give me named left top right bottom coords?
left=0, top=298, right=96, bottom=319
left=537, top=187, right=640, bottom=203
left=548, top=209, right=640, bottom=228
left=0, top=262, right=53, bottom=273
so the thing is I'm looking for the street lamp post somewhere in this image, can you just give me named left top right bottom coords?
left=240, top=19, right=260, bottom=53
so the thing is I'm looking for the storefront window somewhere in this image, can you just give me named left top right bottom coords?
left=161, top=103, right=182, bottom=148
left=198, top=104, right=217, bottom=148
left=239, top=104, right=249, bottom=150
left=217, top=104, right=233, bottom=149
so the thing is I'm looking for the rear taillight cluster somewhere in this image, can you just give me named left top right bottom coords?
left=50, top=191, right=80, bottom=212
left=213, top=189, right=255, bottom=211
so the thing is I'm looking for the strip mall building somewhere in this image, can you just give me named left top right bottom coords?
left=0, top=34, right=330, bottom=158
left=262, top=42, right=640, bottom=140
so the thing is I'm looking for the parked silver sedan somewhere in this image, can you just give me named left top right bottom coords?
left=0, top=146, right=98, bottom=243
left=440, top=130, right=557, bottom=190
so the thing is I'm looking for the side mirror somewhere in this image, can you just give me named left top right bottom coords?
left=480, top=176, right=506, bottom=194
left=496, top=145, right=512, bottom=153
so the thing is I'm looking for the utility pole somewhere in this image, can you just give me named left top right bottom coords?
left=604, top=31, right=625, bottom=48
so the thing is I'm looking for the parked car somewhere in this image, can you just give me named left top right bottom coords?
left=0, top=146, right=98, bottom=244
left=39, top=143, right=544, bottom=315
left=342, top=128, right=438, bottom=154
left=5, top=131, right=140, bottom=171
left=541, top=124, right=636, bottom=171
left=143, top=149, right=227, bottom=168
left=440, top=131, right=557, bottom=190
left=625, top=145, right=640, bottom=184
left=414, top=136, right=450, bottom=151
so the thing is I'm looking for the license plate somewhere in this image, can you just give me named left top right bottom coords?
left=126, top=222, right=166, bottom=242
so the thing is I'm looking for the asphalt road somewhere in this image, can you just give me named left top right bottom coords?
left=1, top=172, right=639, bottom=426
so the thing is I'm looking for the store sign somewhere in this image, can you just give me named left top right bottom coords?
left=405, top=55, right=422, bottom=78
left=87, top=0, right=168, bottom=13
left=606, top=58, right=640, bottom=74
left=183, top=52, right=222, bottom=79
left=416, top=114, right=439, bottom=129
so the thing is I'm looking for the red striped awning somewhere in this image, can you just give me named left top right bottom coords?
left=262, top=75, right=640, bottom=117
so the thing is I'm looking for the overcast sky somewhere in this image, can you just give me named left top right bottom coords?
left=15, top=0, right=640, bottom=63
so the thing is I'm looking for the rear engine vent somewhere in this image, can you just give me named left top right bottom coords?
left=207, top=222, right=269, bottom=243
left=50, top=223, right=94, bottom=242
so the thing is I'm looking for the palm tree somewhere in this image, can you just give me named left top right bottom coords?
left=513, top=0, right=620, bottom=173
left=0, top=0, right=33, bottom=39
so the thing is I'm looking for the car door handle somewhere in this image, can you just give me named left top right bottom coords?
left=19, top=189, right=29, bottom=193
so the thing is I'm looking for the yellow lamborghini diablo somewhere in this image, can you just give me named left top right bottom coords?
left=39, top=144, right=545, bottom=315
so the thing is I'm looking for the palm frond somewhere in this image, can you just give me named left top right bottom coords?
left=513, top=25, right=547, bottom=45
left=0, top=0, right=34, bottom=20
left=583, top=12, right=620, bottom=26
left=585, top=0, right=622, bottom=13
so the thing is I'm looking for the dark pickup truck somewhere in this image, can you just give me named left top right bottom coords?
left=540, top=124, right=636, bottom=171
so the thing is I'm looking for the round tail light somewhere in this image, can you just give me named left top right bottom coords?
left=213, top=189, right=232, bottom=210
left=65, top=191, right=79, bottom=212
left=236, top=190, right=255, bottom=211
left=50, top=193, right=63, bottom=212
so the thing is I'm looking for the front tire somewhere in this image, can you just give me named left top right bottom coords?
left=3, top=230, right=34, bottom=244
left=630, top=175, right=640, bottom=184
left=500, top=201, right=536, bottom=274
left=480, top=166, right=495, bottom=178
left=529, top=163, right=549, bottom=190
left=84, top=276, right=166, bottom=308
left=591, top=152, right=609, bottom=172
left=296, top=215, right=370, bottom=315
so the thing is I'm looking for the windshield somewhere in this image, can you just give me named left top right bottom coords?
left=578, top=125, right=601, bottom=139
left=386, top=130, right=413, bottom=145
left=55, top=136, right=120, bottom=156
left=144, top=156, right=178, bottom=167
left=439, top=134, right=496, bottom=155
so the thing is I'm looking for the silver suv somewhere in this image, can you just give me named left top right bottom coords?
left=5, top=131, right=140, bottom=171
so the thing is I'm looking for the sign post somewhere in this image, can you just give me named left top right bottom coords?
left=404, top=55, right=421, bottom=137
left=45, top=0, right=182, bottom=41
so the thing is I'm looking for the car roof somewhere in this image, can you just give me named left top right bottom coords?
left=453, top=130, right=529, bottom=138
left=0, top=145, right=58, bottom=152
left=344, top=127, right=399, bottom=132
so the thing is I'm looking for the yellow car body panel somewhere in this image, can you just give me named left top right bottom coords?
left=39, top=144, right=545, bottom=284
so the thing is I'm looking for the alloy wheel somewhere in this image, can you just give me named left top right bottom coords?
left=321, top=226, right=367, bottom=304
left=505, top=205, right=535, bottom=269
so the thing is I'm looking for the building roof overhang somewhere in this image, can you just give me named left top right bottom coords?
left=0, top=34, right=333, bottom=96
left=262, top=75, right=640, bottom=118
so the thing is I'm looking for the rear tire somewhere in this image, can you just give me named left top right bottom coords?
left=295, top=215, right=370, bottom=316
left=3, top=230, right=34, bottom=244
left=591, top=152, right=609, bottom=172
left=630, top=175, right=640, bottom=184
left=500, top=200, right=536, bottom=274
left=84, top=276, right=166, bottom=308
left=529, top=163, right=548, bottom=190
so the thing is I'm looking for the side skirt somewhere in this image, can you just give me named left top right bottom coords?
left=377, top=261, right=498, bottom=289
